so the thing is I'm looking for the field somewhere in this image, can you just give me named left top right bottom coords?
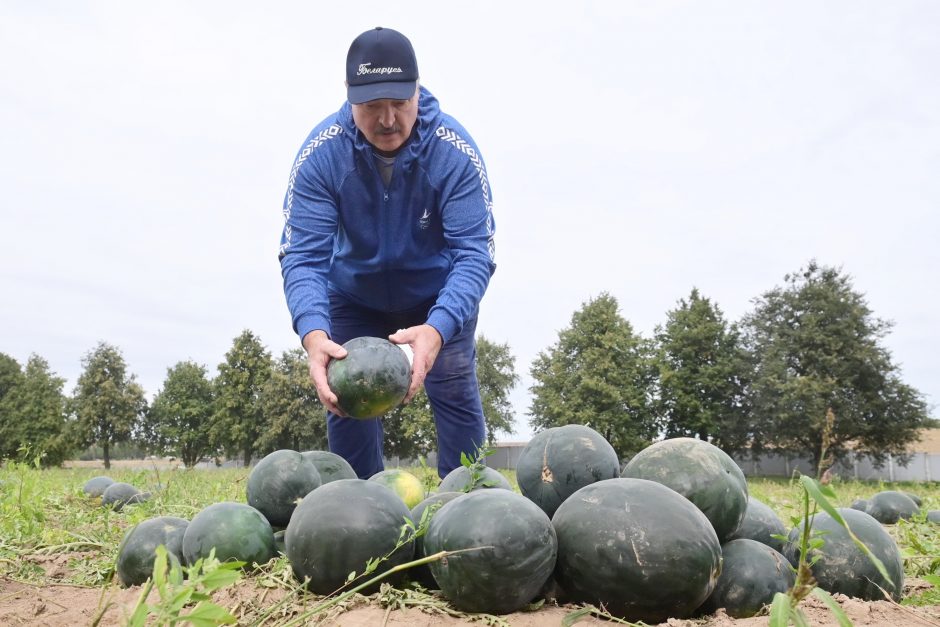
left=1, top=459, right=939, bottom=626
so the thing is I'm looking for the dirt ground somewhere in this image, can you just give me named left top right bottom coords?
left=1, top=575, right=938, bottom=627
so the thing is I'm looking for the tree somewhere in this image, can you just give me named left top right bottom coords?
left=211, top=330, right=272, bottom=466
left=258, top=348, right=327, bottom=453
left=0, top=354, right=73, bottom=465
left=742, top=261, right=930, bottom=469
left=475, top=336, right=518, bottom=444
left=0, top=353, right=25, bottom=459
left=383, top=388, right=437, bottom=461
left=148, top=361, right=215, bottom=468
left=653, top=288, right=751, bottom=453
left=529, top=293, right=658, bottom=458
left=71, top=342, right=148, bottom=469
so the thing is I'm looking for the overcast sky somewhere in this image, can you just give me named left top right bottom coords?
left=2, top=2, right=937, bottom=441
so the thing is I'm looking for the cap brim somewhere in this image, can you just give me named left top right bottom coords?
left=347, top=81, right=418, bottom=104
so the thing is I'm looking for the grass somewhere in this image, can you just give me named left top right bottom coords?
left=1, top=459, right=938, bottom=618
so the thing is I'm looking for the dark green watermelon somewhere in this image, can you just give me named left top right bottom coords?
left=285, top=479, right=414, bottom=594
left=247, top=449, right=321, bottom=528
left=865, top=490, right=920, bottom=524
left=424, top=489, right=557, bottom=614
left=300, top=450, right=357, bottom=483
left=182, top=502, right=276, bottom=567
left=408, top=491, right=464, bottom=588
left=850, top=498, right=870, bottom=514
left=116, top=516, right=189, bottom=586
left=327, top=337, right=411, bottom=418
left=698, top=539, right=795, bottom=618
left=621, top=437, right=748, bottom=542
left=785, top=508, right=904, bottom=601
left=438, top=465, right=512, bottom=492
left=82, top=476, right=114, bottom=497
left=927, top=510, right=940, bottom=523
left=102, top=482, right=147, bottom=511
left=726, top=497, right=788, bottom=553
left=515, top=424, right=620, bottom=519
left=552, top=478, right=721, bottom=622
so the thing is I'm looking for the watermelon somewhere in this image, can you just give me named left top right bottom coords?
left=438, top=465, right=512, bottom=492
left=101, top=482, right=147, bottom=511
left=552, top=478, right=721, bottom=622
left=927, top=510, right=940, bottom=524
left=300, top=450, right=357, bottom=483
left=785, top=507, right=904, bottom=601
left=424, top=489, right=557, bottom=614
left=515, top=424, right=620, bottom=518
left=285, top=479, right=414, bottom=594
left=327, top=337, right=411, bottom=418
left=182, top=502, right=276, bottom=567
left=621, top=437, right=748, bottom=542
left=865, top=490, right=920, bottom=524
left=698, top=539, right=795, bottom=618
left=116, top=516, right=189, bottom=586
left=850, top=498, right=870, bottom=514
left=368, top=468, right=426, bottom=509
left=82, top=476, right=114, bottom=497
left=408, top=491, right=465, bottom=589
left=725, top=497, right=788, bottom=553
left=247, top=449, right=321, bottom=528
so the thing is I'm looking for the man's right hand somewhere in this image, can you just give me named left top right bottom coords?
left=302, top=330, right=348, bottom=416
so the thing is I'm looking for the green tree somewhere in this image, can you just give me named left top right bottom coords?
left=742, top=261, right=930, bottom=469
left=71, top=342, right=148, bottom=469
left=0, top=355, right=73, bottom=465
left=529, top=292, right=658, bottom=458
left=148, top=361, right=215, bottom=468
left=211, top=330, right=272, bottom=466
left=0, top=353, right=25, bottom=459
left=475, top=336, right=518, bottom=444
left=258, top=348, right=327, bottom=453
left=653, top=288, right=751, bottom=453
left=383, top=388, right=436, bottom=461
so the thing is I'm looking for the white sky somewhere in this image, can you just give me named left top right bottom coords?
left=2, top=2, right=938, bottom=441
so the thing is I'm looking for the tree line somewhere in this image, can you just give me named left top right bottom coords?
left=0, top=331, right=518, bottom=469
left=0, top=261, right=933, bottom=470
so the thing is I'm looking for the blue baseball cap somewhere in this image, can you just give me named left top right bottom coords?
left=346, top=27, right=419, bottom=104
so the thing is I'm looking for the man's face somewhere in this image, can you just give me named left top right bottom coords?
left=351, top=88, right=419, bottom=156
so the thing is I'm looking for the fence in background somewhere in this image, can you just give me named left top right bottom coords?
left=732, top=451, right=939, bottom=482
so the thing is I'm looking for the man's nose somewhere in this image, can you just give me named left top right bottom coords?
left=378, top=105, right=396, bottom=128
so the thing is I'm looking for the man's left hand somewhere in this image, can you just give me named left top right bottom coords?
left=389, top=324, right=442, bottom=403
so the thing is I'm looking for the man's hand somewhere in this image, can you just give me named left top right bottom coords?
left=302, top=330, right=348, bottom=416
left=389, top=324, right=442, bottom=403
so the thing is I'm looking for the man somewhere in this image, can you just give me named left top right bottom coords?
left=278, top=27, right=496, bottom=479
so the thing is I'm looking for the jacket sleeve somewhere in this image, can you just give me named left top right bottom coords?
left=278, top=149, right=339, bottom=342
left=425, top=128, right=497, bottom=343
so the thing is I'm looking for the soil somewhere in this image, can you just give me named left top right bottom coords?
left=1, top=575, right=938, bottom=627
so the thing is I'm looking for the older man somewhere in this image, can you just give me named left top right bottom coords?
left=279, top=27, right=496, bottom=479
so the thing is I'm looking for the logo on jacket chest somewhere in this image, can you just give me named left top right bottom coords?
left=418, top=208, right=431, bottom=230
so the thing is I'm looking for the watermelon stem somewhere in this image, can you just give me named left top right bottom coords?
left=277, top=547, right=493, bottom=626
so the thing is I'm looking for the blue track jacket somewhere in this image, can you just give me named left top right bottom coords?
left=279, top=87, right=496, bottom=345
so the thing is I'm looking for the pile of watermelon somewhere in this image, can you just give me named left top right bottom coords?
left=115, top=427, right=926, bottom=621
